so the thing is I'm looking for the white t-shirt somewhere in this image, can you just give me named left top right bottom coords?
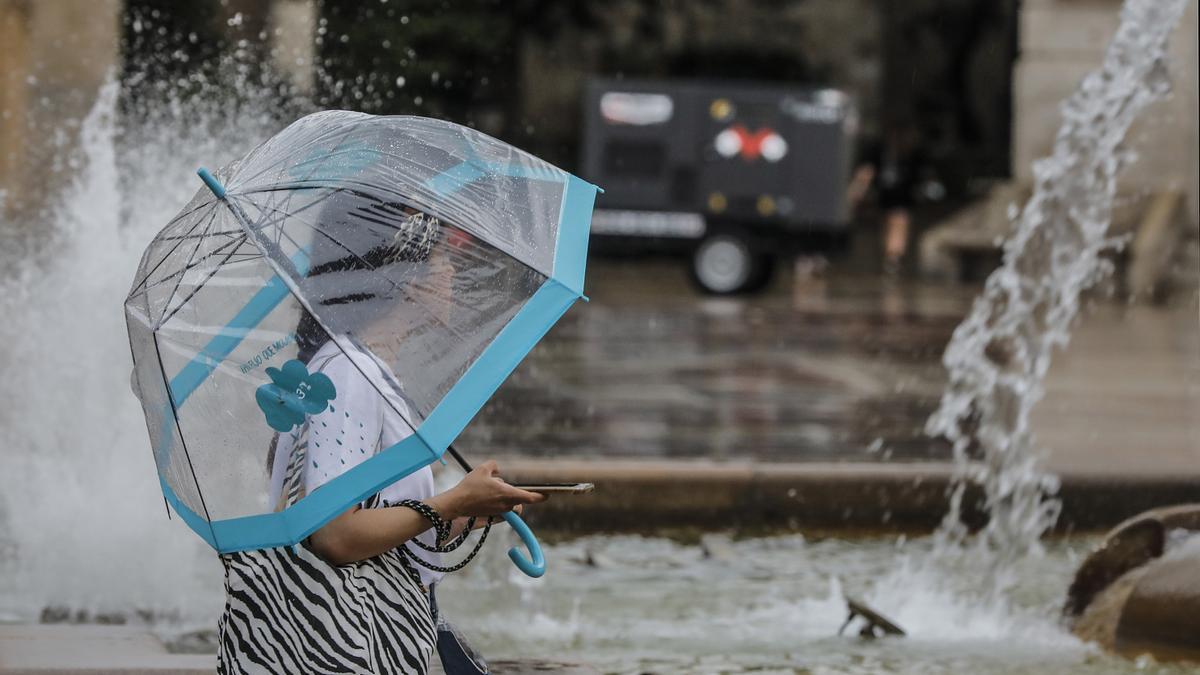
left=273, top=339, right=443, bottom=587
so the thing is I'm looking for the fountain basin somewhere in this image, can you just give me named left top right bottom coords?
left=1067, top=505, right=1200, bottom=661
left=3, top=532, right=1192, bottom=674
left=506, top=458, right=1200, bottom=535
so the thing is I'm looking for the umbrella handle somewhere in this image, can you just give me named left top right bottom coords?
left=501, top=511, right=545, bottom=578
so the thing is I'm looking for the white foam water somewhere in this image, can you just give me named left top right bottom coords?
left=434, top=534, right=1097, bottom=674
left=0, top=75, right=289, bottom=629
left=926, top=0, right=1190, bottom=579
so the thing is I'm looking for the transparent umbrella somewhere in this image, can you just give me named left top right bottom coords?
left=125, top=110, right=599, bottom=577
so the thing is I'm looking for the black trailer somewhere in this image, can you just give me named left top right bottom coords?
left=580, top=78, right=857, bottom=293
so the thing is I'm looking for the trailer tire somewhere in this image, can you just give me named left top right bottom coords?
left=743, top=253, right=776, bottom=293
left=690, top=233, right=764, bottom=294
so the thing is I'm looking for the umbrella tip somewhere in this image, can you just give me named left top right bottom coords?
left=197, top=167, right=227, bottom=200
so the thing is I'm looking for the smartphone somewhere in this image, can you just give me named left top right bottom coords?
left=511, top=482, right=595, bottom=494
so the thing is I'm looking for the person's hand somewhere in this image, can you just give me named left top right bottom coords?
left=847, top=164, right=875, bottom=207
left=429, top=461, right=544, bottom=520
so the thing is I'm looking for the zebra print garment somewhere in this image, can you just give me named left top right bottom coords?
left=216, top=529, right=436, bottom=674
left=217, top=416, right=436, bottom=673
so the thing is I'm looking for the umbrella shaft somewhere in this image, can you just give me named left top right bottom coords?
left=446, top=444, right=472, bottom=473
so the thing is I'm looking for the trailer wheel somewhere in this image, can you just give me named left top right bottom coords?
left=691, top=233, right=761, bottom=294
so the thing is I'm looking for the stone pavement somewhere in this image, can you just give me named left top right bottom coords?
left=0, top=626, right=598, bottom=675
left=466, top=264, right=1200, bottom=480
left=0, top=625, right=212, bottom=675
left=492, top=269, right=1200, bottom=534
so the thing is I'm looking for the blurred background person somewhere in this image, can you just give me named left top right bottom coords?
left=849, top=116, right=927, bottom=275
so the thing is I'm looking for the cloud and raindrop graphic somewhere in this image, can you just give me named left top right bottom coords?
left=255, top=359, right=337, bottom=432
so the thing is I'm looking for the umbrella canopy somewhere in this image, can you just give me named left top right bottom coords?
left=125, top=111, right=598, bottom=576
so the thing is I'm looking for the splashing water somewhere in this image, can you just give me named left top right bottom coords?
left=0, top=71, right=298, bottom=627
left=926, top=0, right=1190, bottom=580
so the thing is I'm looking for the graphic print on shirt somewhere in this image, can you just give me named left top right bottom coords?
left=254, top=359, right=337, bottom=432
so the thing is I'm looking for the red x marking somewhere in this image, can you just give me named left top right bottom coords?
left=729, top=124, right=775, bottom=161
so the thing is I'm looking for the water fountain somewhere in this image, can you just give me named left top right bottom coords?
left=926, top=0, right=1191, bottom=577
left=0, top=51, right=299, bottom=631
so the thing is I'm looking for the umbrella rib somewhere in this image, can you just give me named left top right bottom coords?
left=213, top=197, right=429, bottom=431
left=129, top=202, right=220, bottom=297
left=232, top=187, right=343, bottom=245
left=239, top=179, right=420, bottom=207
left=237, top=184, right=545, bottom=283
left=221, top=185, right=543, bottom=435
left=228, top=125, right=361, bottom=188
left=149, top=331, right=219, bottom=545
left=157, top=235, right=251, bottom=327
left=236, top=142, right=548, bottom=200
left=235, top=195, right=404, bottom=296
left=237, top=181, right=549, bottom=279
left=222, top=251, right=266, bottom=264
left=137, top=235, right=248, bottom=295
left=256, top=199, right=481, bottom=351
left=151, top=206, right=224, bottom=325
left=155, top=228, right=245, bottom=243
left=245, top=192, right=538, bottom=349
left=131, top=197, right=237, bottom=293
left=227, top=200, right=457, bottom=429
left=238, top=188, right=546, bottom=359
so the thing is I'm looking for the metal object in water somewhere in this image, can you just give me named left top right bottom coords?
left=838, top=596, right=906, bottom=639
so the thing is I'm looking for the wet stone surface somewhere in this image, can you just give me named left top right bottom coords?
left=461, top=261, right=978, bottom=463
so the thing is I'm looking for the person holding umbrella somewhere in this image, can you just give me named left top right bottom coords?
left=125, top=111, right=599, bottom=675
left=222, top=192, right=545, bottom=675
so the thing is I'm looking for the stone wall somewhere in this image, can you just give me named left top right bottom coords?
left=0, top=0, right=120, bottom=221
left=1013, top=0, right=1199, bottom=224
left=0, top=1, right=31, bottom=205
left=0, top=0, right=316, bottom=226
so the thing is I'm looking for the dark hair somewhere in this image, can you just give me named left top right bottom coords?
left=293, top=190, right=441, bottom=362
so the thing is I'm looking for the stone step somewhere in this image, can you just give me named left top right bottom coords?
left=501, top=458, right=1200, bottom=534
left=0, top=625, right=213, bottom=675
left=0, top=625, right=596, bottom=675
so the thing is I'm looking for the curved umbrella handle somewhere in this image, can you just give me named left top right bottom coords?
left=501, top=511, right=545, bottom=578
